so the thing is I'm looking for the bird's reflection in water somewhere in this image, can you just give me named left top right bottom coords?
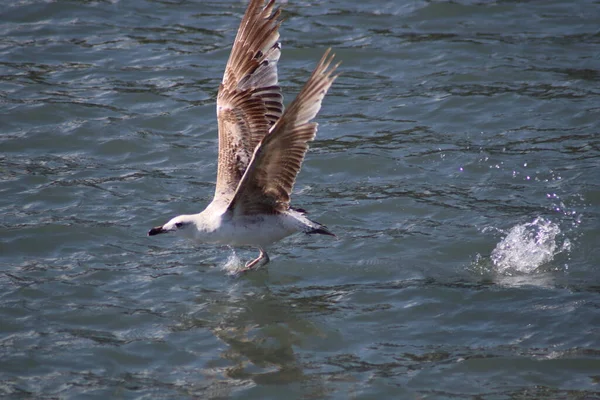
left=186, top=274, right=348, bottom=394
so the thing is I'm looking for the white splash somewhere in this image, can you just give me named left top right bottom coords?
left=490, top=217, right=571, bottom=274
left=220, top=248, right=244, bottom=275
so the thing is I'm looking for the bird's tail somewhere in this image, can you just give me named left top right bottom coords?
left=305, top=219, right=335, bottom=237
left=290, top=207, right=336, bottom=237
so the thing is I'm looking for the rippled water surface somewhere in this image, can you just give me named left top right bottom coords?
left=2, top=0, right=599, bottom=398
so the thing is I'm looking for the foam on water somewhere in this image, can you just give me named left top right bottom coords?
left=488, top=217, right=571, bottom=274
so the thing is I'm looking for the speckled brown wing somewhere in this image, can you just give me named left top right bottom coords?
left=214, top=0, right=283, bottom=204
left=227, top=49, right=339, bottom=216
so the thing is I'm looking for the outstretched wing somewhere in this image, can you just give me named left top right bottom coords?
left=227, top=49, right=339, bottom=216
left=214, top=0, right=284, bottom=204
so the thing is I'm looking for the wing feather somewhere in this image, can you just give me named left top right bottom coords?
left=228, top=49, right=339, bottom=215
left=214, top=0, right=284, bottom=204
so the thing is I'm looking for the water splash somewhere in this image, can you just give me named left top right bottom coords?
left=489, top=217, right=571, bottom=274
left=220, top=248, right=244, bottom=275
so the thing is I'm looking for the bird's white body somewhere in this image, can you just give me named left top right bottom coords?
left=171, top=203, right=313, bottom=248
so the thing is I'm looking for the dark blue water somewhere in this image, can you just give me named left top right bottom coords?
left=1, top=0, right=599, bottom=398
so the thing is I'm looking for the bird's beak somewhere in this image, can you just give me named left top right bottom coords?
left=148, top=226, right=167, bottom=236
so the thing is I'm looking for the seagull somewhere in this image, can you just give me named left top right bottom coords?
left=148, top=0, right=339, bottom=273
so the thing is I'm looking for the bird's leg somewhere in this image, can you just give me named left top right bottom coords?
left=240, top=247, right=270, bottom=272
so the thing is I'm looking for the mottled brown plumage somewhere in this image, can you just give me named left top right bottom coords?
left=215, top=0, right=283, bottom=204
left=228, top=49, right=339, bottom=216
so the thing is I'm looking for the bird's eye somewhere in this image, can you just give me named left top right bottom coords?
left=175, top=222, right=184, bottom=228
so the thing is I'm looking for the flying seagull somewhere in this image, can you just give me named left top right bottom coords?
left=148, top=0, right=339, bottom=273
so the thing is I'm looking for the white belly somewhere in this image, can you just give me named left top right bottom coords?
left=194, top=213, right=301, bottom=248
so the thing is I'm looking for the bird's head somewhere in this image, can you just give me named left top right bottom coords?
left=148, top=215, right=195, bottom=237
